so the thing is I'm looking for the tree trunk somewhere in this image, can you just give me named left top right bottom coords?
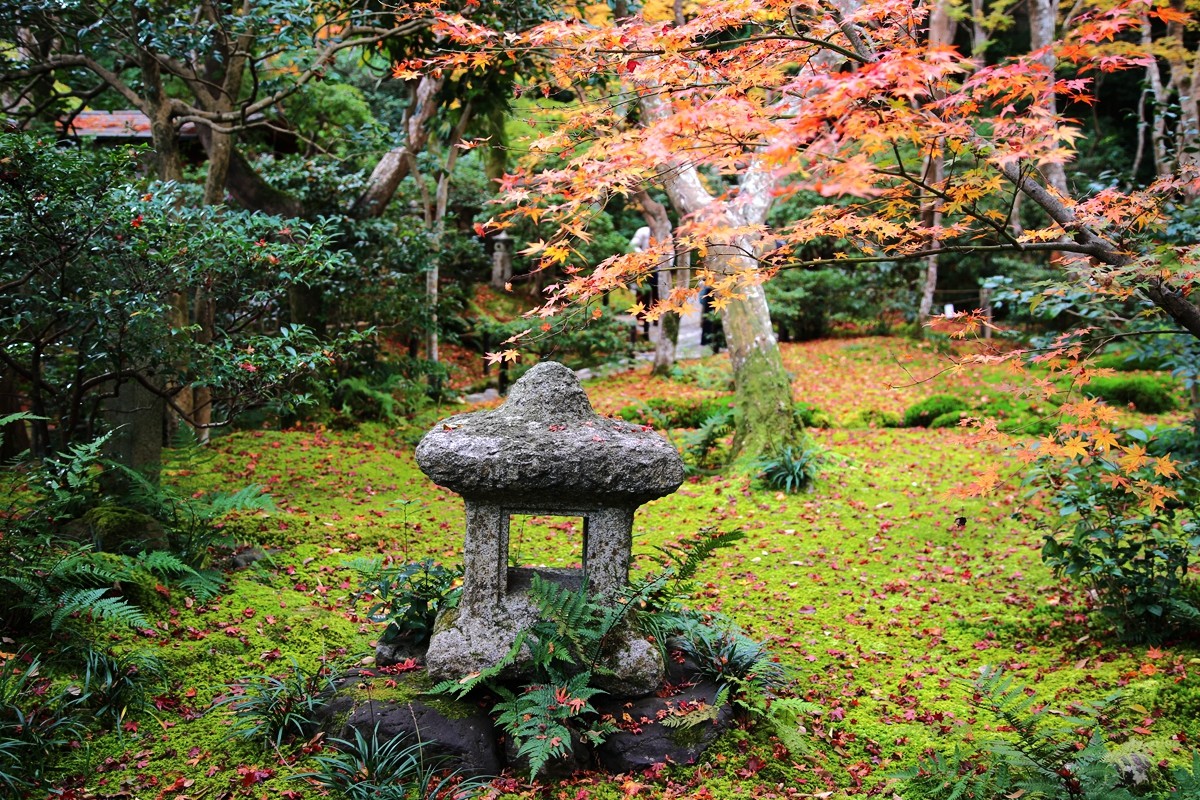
left=634, top=190, right=678, bottom=375
left=918, top=0, right=953, bottom=326
left=1029, top=0, right=1068, bottom=195
left=425, top=100, right=474, bottom=383
left=353, top=73, right=446, bottom=219
left=709, top=246, right=797, bottom=460
left=641, top=92, right=802, bottom=460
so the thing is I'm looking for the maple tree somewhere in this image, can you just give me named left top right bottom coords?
left=402, top=0, right=1200, bottom=463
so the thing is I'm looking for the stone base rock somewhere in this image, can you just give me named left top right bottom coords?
left=593, top=678, right=735, bottom=773
left=316, top=670, right=499, bottom=776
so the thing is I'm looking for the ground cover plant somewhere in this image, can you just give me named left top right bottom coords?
left=1, top=336, right=1197, bottom=799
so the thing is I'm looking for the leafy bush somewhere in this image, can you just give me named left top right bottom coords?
left=295, top=724, right=489, bottom=800
left=930, top=410, right=968, bottom=429
left=671, top=620, right=786, bottom=691
left=756, top=443, right=825, bottom=493
left=0, top=134, right=358, bottom=458
left=1094, top=350, right=1169, bottom=372
left=1033, top=427, right=1200, bottom=640
left=766, top=268, right=859, bottom=341
left=215, top=659, right=336, bottom=747
left=470, top=308, right=632, bottom=370
left=903, top=394, right=969, bottom=427
left=0, top=652, right=84, bottom=794
left=765, top=265, right=915, bottom=340
left=67, top=646, right=165, bottom=730
left=794, top=402, right=832, bottom=428
left=680, top=407, right=736, bottom=472
left=1084, top=376, right=1180, bottom=414
left=896, top=667, right=1199, bottom=800
left=849, top=408, right=903, bottom=428
left=616, top=395, right=735, bottom=428
left=350, top=559, right=461, bottom=646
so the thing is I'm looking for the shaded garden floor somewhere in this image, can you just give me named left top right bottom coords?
left=37, top=337, right=1200, bottom=798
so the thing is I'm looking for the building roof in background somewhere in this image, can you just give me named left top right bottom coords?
left=61, top=110, right=198, bottom=139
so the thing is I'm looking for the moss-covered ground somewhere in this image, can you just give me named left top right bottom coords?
left=13, top=336, right=1200, bottom=799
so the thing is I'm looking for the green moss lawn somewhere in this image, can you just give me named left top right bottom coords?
left=21, top=337, right=1200, bottom=799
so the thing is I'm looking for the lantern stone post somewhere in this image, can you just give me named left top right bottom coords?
left=415, top=362, right=684, bottom=696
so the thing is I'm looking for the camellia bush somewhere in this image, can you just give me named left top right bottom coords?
left=0, top=134, right=361, bottom=458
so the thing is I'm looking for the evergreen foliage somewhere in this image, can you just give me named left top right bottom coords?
left=295, top=723, right=490, bottom=800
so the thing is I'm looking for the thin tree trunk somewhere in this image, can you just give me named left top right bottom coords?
left=918, top=1, right=953, bottom=325
left=634, top=190, right=678, bottom=375
left=425, top=101, right=474, bottom=379
left=1029, top=0, right=1069, bottom=195
left=640, top=90, right=802, bottom=460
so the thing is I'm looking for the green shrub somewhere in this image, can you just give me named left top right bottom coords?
left=930, top=410, right=967, bottom=429
left=895, top=667, right=1189, bottom=800
left=794, top=402, right=832, bottom=428
left=0, top=652, right=84, bottom=794
left=67, top=646, right=166, bottom=730
left=680, top=407, right=736, bottom=472
left=1084, top=376, right=1180, bottom=414
left=215, top=659, right=337, bottom=747
left=1033, top=426, right=1200, bottom=640
left=756, top=443, right=825, bottom=493
left=617, top=395, right=735, bottom=429
left=349, top=558, right=461, bottom=647
left=671, top=620, right=786, bottom=691
left=849, top=408, right=903, bottom=428
left=903, top=394, right=969, bottom=427
left=1093, top=350, right=1169, bottom=372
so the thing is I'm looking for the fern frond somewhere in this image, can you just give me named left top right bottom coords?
left=48, top=549, right=125, bottom=584
left=204, top=485, right=275, bottom=516
left=661, top=685, right=729, bottom=730
left=177, top=570, right=223, bottom=602
left=429, top=631, right=525, bottom=699
left=46, top=588, right=147, bottom=631
left=661, top=529, right=746, bottom=585
left=132, top=550, right=191, bottom=576
left=1, top=576, right=46, bottom=602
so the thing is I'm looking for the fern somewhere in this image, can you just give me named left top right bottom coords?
left=43, top=587, right=147, bottom=632
left=895, top=745, right=1015, bottom=800
left=202, top=484, right=275, bottom=517
left=645, top=528, right=745, bottom=611
left=176, top=571, right=224, bottom=602
left=493, top=671, right=615, bottom=778
left=661, top=685, right=731, bottom=730
left=127, top=551, right=223, bottom=601
left=526, top=576, right=609, bottom=674
left=47, top=548, right=127, bottom=584
left=896, top=668, right=1143, bottom=800
left=682, top=409, right=735, bottom=472
left=755, top=696, right=821, bottom=755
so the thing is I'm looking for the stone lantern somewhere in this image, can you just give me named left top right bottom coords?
left=415, top=362, right=684, bottom=695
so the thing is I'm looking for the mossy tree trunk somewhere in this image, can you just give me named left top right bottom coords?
left=642, top=90, right=803, bottom=461
left=707, top=246, right=801, bottom=460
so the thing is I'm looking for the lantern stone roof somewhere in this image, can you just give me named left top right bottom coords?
left=414, top=362, right=684, bottom=506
